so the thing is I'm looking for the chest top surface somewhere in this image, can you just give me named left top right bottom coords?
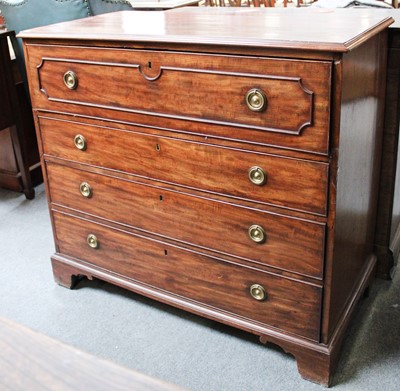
left=19, top=8, right=392, bottom=53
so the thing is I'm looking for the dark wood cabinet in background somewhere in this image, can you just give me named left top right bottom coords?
left=0, top=30, right=41, bottom=198
left=375, top=13, right=400, bottom=279
left=20, top=9, right=392, bottom=386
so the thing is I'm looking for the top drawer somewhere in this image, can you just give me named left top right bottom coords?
left=26, top=44, right=332, bottom=155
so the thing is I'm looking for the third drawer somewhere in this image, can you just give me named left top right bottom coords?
left=47, top=162, right=326, bottom=279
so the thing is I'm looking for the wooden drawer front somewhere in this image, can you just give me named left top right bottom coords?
left=53, top=211, right=322, bottom=341
left=28, top=45, right=331, bottom=154
left=40, top=117, right=328, bottom=215
left=47, top=163, right=326, bottom=278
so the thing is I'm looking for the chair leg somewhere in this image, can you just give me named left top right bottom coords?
left=9, top=123, right=35, bottom=200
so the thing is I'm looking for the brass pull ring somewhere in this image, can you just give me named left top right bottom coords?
left=250, top=284, right=267, bottom=301
left=63, top=70, right=78, bottom=90
left=246, top=88, right=267, bottom=112
left=248, top=166, right=267, bottom=186
left=79, top=182, right=92, bottom=198
left=74, top=134, right=87, bottom=151
left=248, top=225, right=266, bottom=244
left=87, top=234, right=99, bottom=249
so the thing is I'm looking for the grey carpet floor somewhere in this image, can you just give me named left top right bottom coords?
left=0, top=183, right=399, bottom=391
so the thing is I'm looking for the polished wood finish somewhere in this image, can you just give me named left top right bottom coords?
left=47, top=162, right=326, bottom=279
left=0, top=317, right=186, bottom=391
left=20, top=8, right=392, bottom=386
left=53, top=210, right=322, bottom=341
left=34, top=47, right=331, bottom=143
left=323, top=32, right=388, bottom=341
left=29, top=45, right=332, bottom=155
left=39, top=116, right=328, bottom=215
left=19, top=8, right=391, bottom=52
left=0, top=31, right=41, bottom=197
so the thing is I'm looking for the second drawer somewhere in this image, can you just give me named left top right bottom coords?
left=40, top=116, right=329, bottom=215
left=47, top=162, right=326, bottom=279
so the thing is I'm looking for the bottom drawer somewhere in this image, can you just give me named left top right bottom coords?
left=53, top=211, right=322, bottom=341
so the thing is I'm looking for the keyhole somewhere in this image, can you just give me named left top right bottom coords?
left=159, top=195, right=163, bottom=201
left=156, top=144, right=161, bottom=151
left=148, top=61, right=152, bottom=69
left=164, top=249, right=168, bottom=256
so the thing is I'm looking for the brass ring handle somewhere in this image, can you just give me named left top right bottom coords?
left=250, top=284, right=267, bottom=301
left=248, top=224, right=266, bottom=244
left=63, top=70, right=78, bottom=90
left=87, top=234, right=99, bottom=249
left=74, top=134, right=87, bottom=151
left=79, top=182, right=92, bottom=198
left=245, top=88, right=267, bottom=112
left=248, top=166, right=267, bottom=186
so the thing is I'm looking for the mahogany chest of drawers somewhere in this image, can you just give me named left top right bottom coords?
left=20, top=8, right=392, bottom=386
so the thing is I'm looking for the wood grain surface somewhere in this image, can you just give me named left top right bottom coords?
left=47, top=162, right=326, bottom=279
left=18, top=8, right=392, bottom=53
left=26, top=44, right=332, bottom=155
left=20, top=8, right=392, bottom=386
left=39, top=116, right=329, bottom=215
left=0, top=317, right=186, bottom=391
left=53, top=211, right=322, bottom=341
left=34, top=45, right=330, bottom=135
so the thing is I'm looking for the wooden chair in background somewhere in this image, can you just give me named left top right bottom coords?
left=0, top=31, right=37, bottom=199
left=252, top=0, right=276, bottom=6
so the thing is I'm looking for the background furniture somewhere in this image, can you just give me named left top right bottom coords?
left=124, top=0, right=201, bottom=9
left=204, top=0, right=277, bottom=6
left=0, top=317, right=186, bottom=391
left=0, top=0, right=90, bottom=86
left=0, top=30, right=38, bottom=199
left=374, top=12, right=400, bottom=279
left=310, top=0, right=394, bottom=8
left=0, top=0, right=136, bottom=84
left=88, top=0, right=133, bottom=14
left=0, top=0, right=136, bottom=196
left=20, top=8, right=391, bottom=386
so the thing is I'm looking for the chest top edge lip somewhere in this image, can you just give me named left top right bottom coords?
left=23, top=40, right=340, bottom=64
left=17, top=9, right=393, bottom=55
left=17, top=34, right=382, bottom=56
